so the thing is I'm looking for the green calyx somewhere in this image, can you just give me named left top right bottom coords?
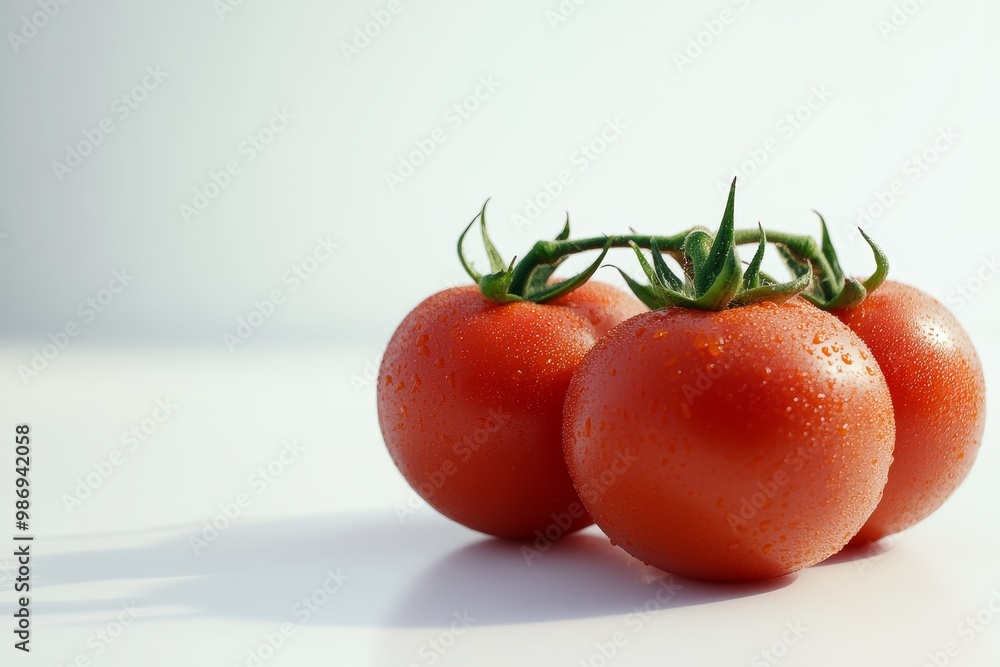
left=457, top=200, right=612, bottom=303
left=616, top=179, right=810, bottom=311
left=456, top=179, right=890, bottom=310
left=761, top=215, right=888, bottom=310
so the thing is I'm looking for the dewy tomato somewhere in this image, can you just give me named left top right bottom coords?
left=562, top=182, right=902, bottom=581
left=834, top=280, right=986, bottom=545
left=377, top=206, right=645, bottom=540
left=378, top=282, right=644, bottom=539
left=564, top=299, right=895, bottom=581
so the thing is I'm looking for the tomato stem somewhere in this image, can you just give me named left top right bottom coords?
left=458, top=181, right=889, bottom=309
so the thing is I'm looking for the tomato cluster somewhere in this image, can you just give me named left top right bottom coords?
left=376, top=187, right=985, bottom=581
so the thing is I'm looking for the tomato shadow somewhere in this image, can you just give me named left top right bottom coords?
left=813, top=535, right=898, bottom=567
left=384, top=529, right=796, bottom=627
left=23, top=511, right=793, bottom=628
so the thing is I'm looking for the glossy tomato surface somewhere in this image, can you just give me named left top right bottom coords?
left=834, top=280, right=986, bottom=545
left=378, top=282, right=645, bottom=540
left=564, top=299, right=895, bottom=580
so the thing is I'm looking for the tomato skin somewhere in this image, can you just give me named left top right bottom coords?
left=833, top=280, right=986, bottom=545
left=378, top=282, right=645, bottom=540
left=563, top=299, right=895, bottom=581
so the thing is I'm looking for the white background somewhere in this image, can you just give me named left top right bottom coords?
left=1, top=0, right=999, bottom=665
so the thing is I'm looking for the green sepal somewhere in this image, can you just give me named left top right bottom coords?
left=859, top=228, right=889, bottom=294
left=817, top=212, right=847, bottom=294
left=742, top=224, right=767, bottom=290
left=777, top=244, right=809, bottom=279
left=616, top=243, right=696, bottom=308
left=650, top=239, right=685, bottom=292
left=554, top=213, right=571, bottom=241
left=527, top=239, right=613, bottom=302
left=695, top=177, right=740, bottom=298
left=478, top=257, right=523, bottom=304
left=731, top=264, right=812, bottom=306
left=682, top=230, right=713, bottom=293
left=457, top=213, right=484, bottom=283
left=478, top=199, right=506, bottom=274
left=613, top=266, right=668, bottom=310
left=523, top=214, right=573, bottom=294
left=821, top=278, right=868, bottom=310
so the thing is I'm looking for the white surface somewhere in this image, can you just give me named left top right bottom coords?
left=1, top=343, right=997, bottom=666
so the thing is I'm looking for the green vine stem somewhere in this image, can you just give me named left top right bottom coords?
left=458, top=180, right=888, bottom=310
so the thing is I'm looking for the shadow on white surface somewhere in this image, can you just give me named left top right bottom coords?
left=385, top=531, right=795, bottom=626
left=30, top=511, right=794, bottom=627
left=813, top=536, right=897, bottom=567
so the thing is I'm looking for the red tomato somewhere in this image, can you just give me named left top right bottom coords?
left=563, top=298, right=895, bottom=581
left=378, top=282, right=645, bottom=540
left=833, top=280, right=986, bottom=545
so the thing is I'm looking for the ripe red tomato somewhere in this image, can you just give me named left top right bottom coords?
left=378, top=282, right=645, bottom=540
left=563, top=298, right=895, bottom=581
left=833, top=280, right=986, bottom=545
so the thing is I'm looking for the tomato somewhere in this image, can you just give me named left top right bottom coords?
left=563, top=298, right=896, bottom=581
left=378, top=281, right=645, bottom=540
left=832, top=280, right=986, bottom=545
